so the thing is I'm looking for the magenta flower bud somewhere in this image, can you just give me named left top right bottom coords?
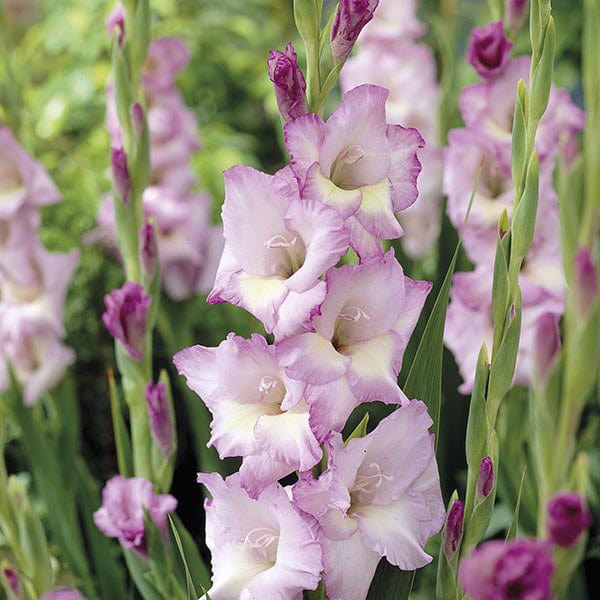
left=41, top=590, right=87, bottom=600
left=267, top=42, right=308, bottom=123
left=93, top=475, right=177, bottom=559
left=459, top=539, right=554, bottom=600
left=2, top=567, right=21, bottom=598
left=573, top=248, right=599, bottom=320
left=476, top=456, right=494, bottom=501
left=331, top=0, right=380, bottom=63
left=443, top=499, right=464, bottom=561
left=102, top=282, right=151, bottom=361
left=110, top=147, right=130, bottom=204
left=139, top=221, right=158, bottom=278
left=506, top=0, right=528, bottom=32
left=130, top=102, right=145, bottom=138
left=466, top=21, right=513, bottom=79
left=547, top=492, right=592, bottom=547
left=532, top=312, right=561, bottom=386
left=145, top=382, right=174, bottom=458
left=105, top=4, right=125, bottom=46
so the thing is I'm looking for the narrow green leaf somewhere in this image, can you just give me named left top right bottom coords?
left=366, top=561, right=415, bottom=600
left=168, top=514, right=212, bottom=595
left=506, top=465, right=527, bottom=540
left=108, top=369, right=133, bottom=477
left=345, top=412, right=369, bottom=444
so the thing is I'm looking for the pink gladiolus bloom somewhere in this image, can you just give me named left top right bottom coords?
left=197, top=472, right=322, bottom=599
left=174, top=334, right=321, bottom=497
left=331, top=0, right=380, bottom=62
left=466, top=21, right=513, bottom=79
left=0, top=318, right=75, bottom=407
left=284, top=85, right=423, bottom=258
left=94, top=475, right=177, bottom=559
left=0, top=126, right=61, bottom=219
left=459, top=538, right=554, bottom=600
left=341, top=43, right=442, bottom=259
left=267, top=42, right=308, bottom=123
left=207, top=165, right=349, bottom=338
left=142, top=37, right=190, bottom=94
left=293, top=402, right=445, bottom=600
left=547, top=492, right=592, bottom=547
left=460, top=56, right=585, bottom=171
left=41, top=590, right=87, bottom=600
left=102, top=282, right=151, bottom=360
left=443, top=499, right=464, bottom=561
left=359, top=0, right=425, bottom=43
left=277, top=250, right=430, bottom=438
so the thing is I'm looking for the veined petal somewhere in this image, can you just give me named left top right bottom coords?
left=239, top=454, right=296, bottom=499
left=272, top=282, right=326, bottom=341
left=344, top=332, right=407, bottom=405
left=320, top=85, right=391, bottom=187
left=321, top=531, right=381, bottom=600
left=222, top=165, right=290, bottom=276
left=173, top=345, right=220, bottom=400
left=254, top=400, right=322, bottom=471
left=354, top=178, right=403, bottom=240
left=306, top=376, right=360, bottom=439
left=392, top=276, right=432, bottom=353
left=386, top=125, right=424, bottom=212
left=302, top=163, right=362, bottom=217
left=346, top=215, right=385, bottom=260
left=277, top=333, right=351, bottom=384
left=284, top=113, right=327, bottom=181
left=355, top=493, right=434, bottom=570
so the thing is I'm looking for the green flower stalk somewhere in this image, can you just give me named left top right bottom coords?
left=459, top=0, right=557, bottom=561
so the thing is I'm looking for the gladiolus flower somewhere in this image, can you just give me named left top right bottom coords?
left=466, top=21, right=513, bottom=79
left=293, top=402, right=444, bottom=600
left=331, top=0, right=380, bottom=63
left=547, top=492, right=592, bottom=547
left=94, top=475, right=177, bottom=559
left=41, top=590, right=87, bottom=600
left=459, top=538, right=554, bottom=600
left=284, top=84, right=423, bottom=258
left=197, top=472, right=322, bottom=599
left=443, top=499, right=464, bottom=561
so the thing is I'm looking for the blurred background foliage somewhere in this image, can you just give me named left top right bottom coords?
left=0, top=0, right=594, bottom=592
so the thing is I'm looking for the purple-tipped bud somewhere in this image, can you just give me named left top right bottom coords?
left=532, top=312, right=561, bottom=386
left=145, top=382, right=174, bottom=458
left=547, top=492, right=592, bottom=547
left=102, top=282, right=151, bottom=361
left=506, top=0, right=528, bottom=32
left=466, top=21, right=513, bottom=79
left=443, top=499, right=464, bottom=561
left=476, top=456, right=494, bottom=501
left=130, top=102, right=145, bottom=139
left=331, top=0, right=380, bottom=63
left=267, top=42, right=308, bottom=123
left=110, top=147, right=130, bottom=204
left=139, top=221, right=158, bottom=278
left=573, top=248, right=599, bottom=320
left=105, top=4, right=125, bottom=46
left=2, top=567, right=21, bottom=598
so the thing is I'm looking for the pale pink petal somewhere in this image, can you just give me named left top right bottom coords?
left=284, top=113, right=327, bottom=180
left=386, top=125, right=424, bottom=212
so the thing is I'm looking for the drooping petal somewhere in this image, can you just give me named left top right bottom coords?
left=386, top=125, right=424, bottom=212
left=284, top=113, right=327, bottom=180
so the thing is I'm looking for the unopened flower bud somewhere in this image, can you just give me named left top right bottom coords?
left=476, top=456, right=494, bottom=501
left=506, top=0, right=529, bottom=33
left=573, top=248, right=599, bottom=320
left=443, top=499, right=464, bottom=561
left=41, top=590, right=88, bottom=600
left=466, top=21, right=512, bottom=79
left=105, top=4, right=125, bottom=46
left=139, top=221, right=158, bottom=278
left=1, top=567, right=21, bottom=598
left=532, top=312, right=561, bottom=386
left=267, top=42, right=308, bottom=123
left=547, top=492, right=592, bottom=547
left=331, top=0, right=380, bottom=63
left=145, top=382, right=174, bottom=458
left=130, top=102, right=145, bottom=139
left=102, top=282, right=151, bottom=361
left=110, top=147, right=130, bottom=204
